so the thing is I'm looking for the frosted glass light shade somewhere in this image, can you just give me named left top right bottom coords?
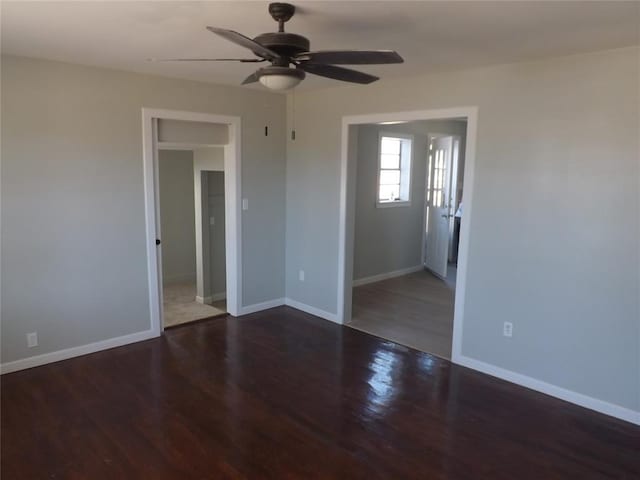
left=259, top=74, right=303, bottom=91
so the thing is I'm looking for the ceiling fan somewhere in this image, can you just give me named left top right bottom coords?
left=152, top=2, right=403, bottom=91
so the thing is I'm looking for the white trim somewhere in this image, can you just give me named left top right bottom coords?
left=376, top=131, right=414, bottom=207
left=457, top=354, right=640, bottom=426
left=337, top=107, right=479, bottom=372
left=142, top=115, right=163, bottom=338
left=284, top=298, right=339, bottom=324
left=376, top=200, right=411, bottom=209
left=195, top=292, right=225, bottom=304
left=236, top=297, right=338, bottom=322
left=238, top=298, right=285, bottom=315
left=157, top=141, right=226, bottom=151
left=142, top=108, right=242, bottom=336
left=195, top=295, right=212, bottom=304
left=352, top=265, right=424, bottom=287
left=450, top=110, right=477, bottom=362
left=0, top=329, right=157, bottom=375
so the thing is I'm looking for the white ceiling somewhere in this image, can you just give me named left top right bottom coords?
left=2, top=1, right=639, bottom=92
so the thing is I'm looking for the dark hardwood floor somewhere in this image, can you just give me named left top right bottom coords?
left=2, top=307, right=639, bottom=479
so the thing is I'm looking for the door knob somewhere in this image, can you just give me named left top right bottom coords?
left=156, top=239, right=161, bottom=245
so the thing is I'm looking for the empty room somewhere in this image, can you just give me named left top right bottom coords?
left=157, top=118, right=230, bottom=327
left=1, top=1, right=639, bottom=478
left=348, top=117, right=468, bottom=359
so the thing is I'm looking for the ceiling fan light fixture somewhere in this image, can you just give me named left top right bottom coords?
left=257, top=66, right=305, bottom=91
left=162, top=4, right=403, bottom=88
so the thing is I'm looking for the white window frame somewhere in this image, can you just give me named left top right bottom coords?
left=376, top=132, right=413, bottom=208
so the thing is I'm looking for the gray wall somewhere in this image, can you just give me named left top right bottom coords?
left=158, top=150, right=196, bottom=284
left=285, top=47, right=640, bottom=412
left=208, top=171, right=226, bottom=296
left=1, top=55, right=287, bottom=364
left=353, top=120, right=467, bottom=280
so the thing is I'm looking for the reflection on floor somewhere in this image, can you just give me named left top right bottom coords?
left=349, top=267, right=455, bottom=359
left=4, top=306, right=636, bottom=478
left=163, top=282, right=226, bottom=328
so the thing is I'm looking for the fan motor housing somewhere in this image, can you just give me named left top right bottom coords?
left=253, top=32, right=310, bottom=58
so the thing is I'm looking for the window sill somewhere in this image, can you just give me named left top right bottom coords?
left=376, top=200, right=411, bottom=209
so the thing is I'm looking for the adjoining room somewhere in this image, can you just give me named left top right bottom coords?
left=155, top=118, right=231, bottom=328
left=349, top=118, right=467, bottom=359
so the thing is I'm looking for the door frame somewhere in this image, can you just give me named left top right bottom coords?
left=337, top=107, right=478, bottom=363
left=142, top=108, right=242, bottom=335
left=421, top=133, right=462, bottom=274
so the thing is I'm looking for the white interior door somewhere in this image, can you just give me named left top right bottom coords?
left=424, top=136, right=453, bottom=278
left=152, top=118, right=166, bottom=328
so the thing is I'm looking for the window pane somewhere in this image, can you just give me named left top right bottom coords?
left=379, top=184, right=400, bottom=202
left=381, top=137, right=401, bottom=155
left=434, top=190, right=442, bottom=207
left=379, top=169, right=400, bottom=185
left=380, top=153, right=400, bottom=169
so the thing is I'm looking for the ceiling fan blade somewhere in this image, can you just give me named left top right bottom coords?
left=295, top=50, right=403, bottom=65
left=206, top=27, right=280, bottom=60
left=241, top=71, right=260, bottom=85
left=298, top=63, right=379, bottom=84
left=148, top=57, right=266, bottom=63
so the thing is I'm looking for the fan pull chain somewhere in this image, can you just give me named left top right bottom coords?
left=291, top=90, right=296, bottom=141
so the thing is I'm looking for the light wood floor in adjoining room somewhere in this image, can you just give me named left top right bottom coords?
left=163, top=281, right=226, bottom=328
left=349, top=268, right=455, bottom=359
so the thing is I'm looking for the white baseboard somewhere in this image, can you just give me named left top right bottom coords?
left=196, top=292, right=227, bottom=304
left=455, top=354, right=640, bottom=426
left=195, top=295, right=211, bottom=304
left=1, top=329, right=159, bottom=375
left=236, top=297, right=338, bottom=324
left=8, top=308, right=633, bottom=428
left=352, top=265, right=424, bottom=287
left=238, top=298, right=285, bottom=315
left=284, top=298, right=339, bottom=324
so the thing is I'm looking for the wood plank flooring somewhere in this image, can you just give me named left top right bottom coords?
left=2, top=307, right=638, bottom=479
left=350, top=269, right=455, bottom=359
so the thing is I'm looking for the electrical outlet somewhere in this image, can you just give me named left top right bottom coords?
left=26, top=332, right=38, bottom=348
left=209, top=216, right=215, bottom=226
left=503, top=322, right=513, bottom=338
left=242, top=198, right=249, bottom=211
left=299, top=270, right=305, bottom=282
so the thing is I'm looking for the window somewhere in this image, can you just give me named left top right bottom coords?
left=377, top=134, right=412, bottom=207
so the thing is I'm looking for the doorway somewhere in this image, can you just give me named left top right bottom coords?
left=158, top=148, right=227, bottom=327
left=337, top=108, right=478, bottom=363
left=142, top=109, right=242, bottom=335
left=423, top=134, right=463, bottom=283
